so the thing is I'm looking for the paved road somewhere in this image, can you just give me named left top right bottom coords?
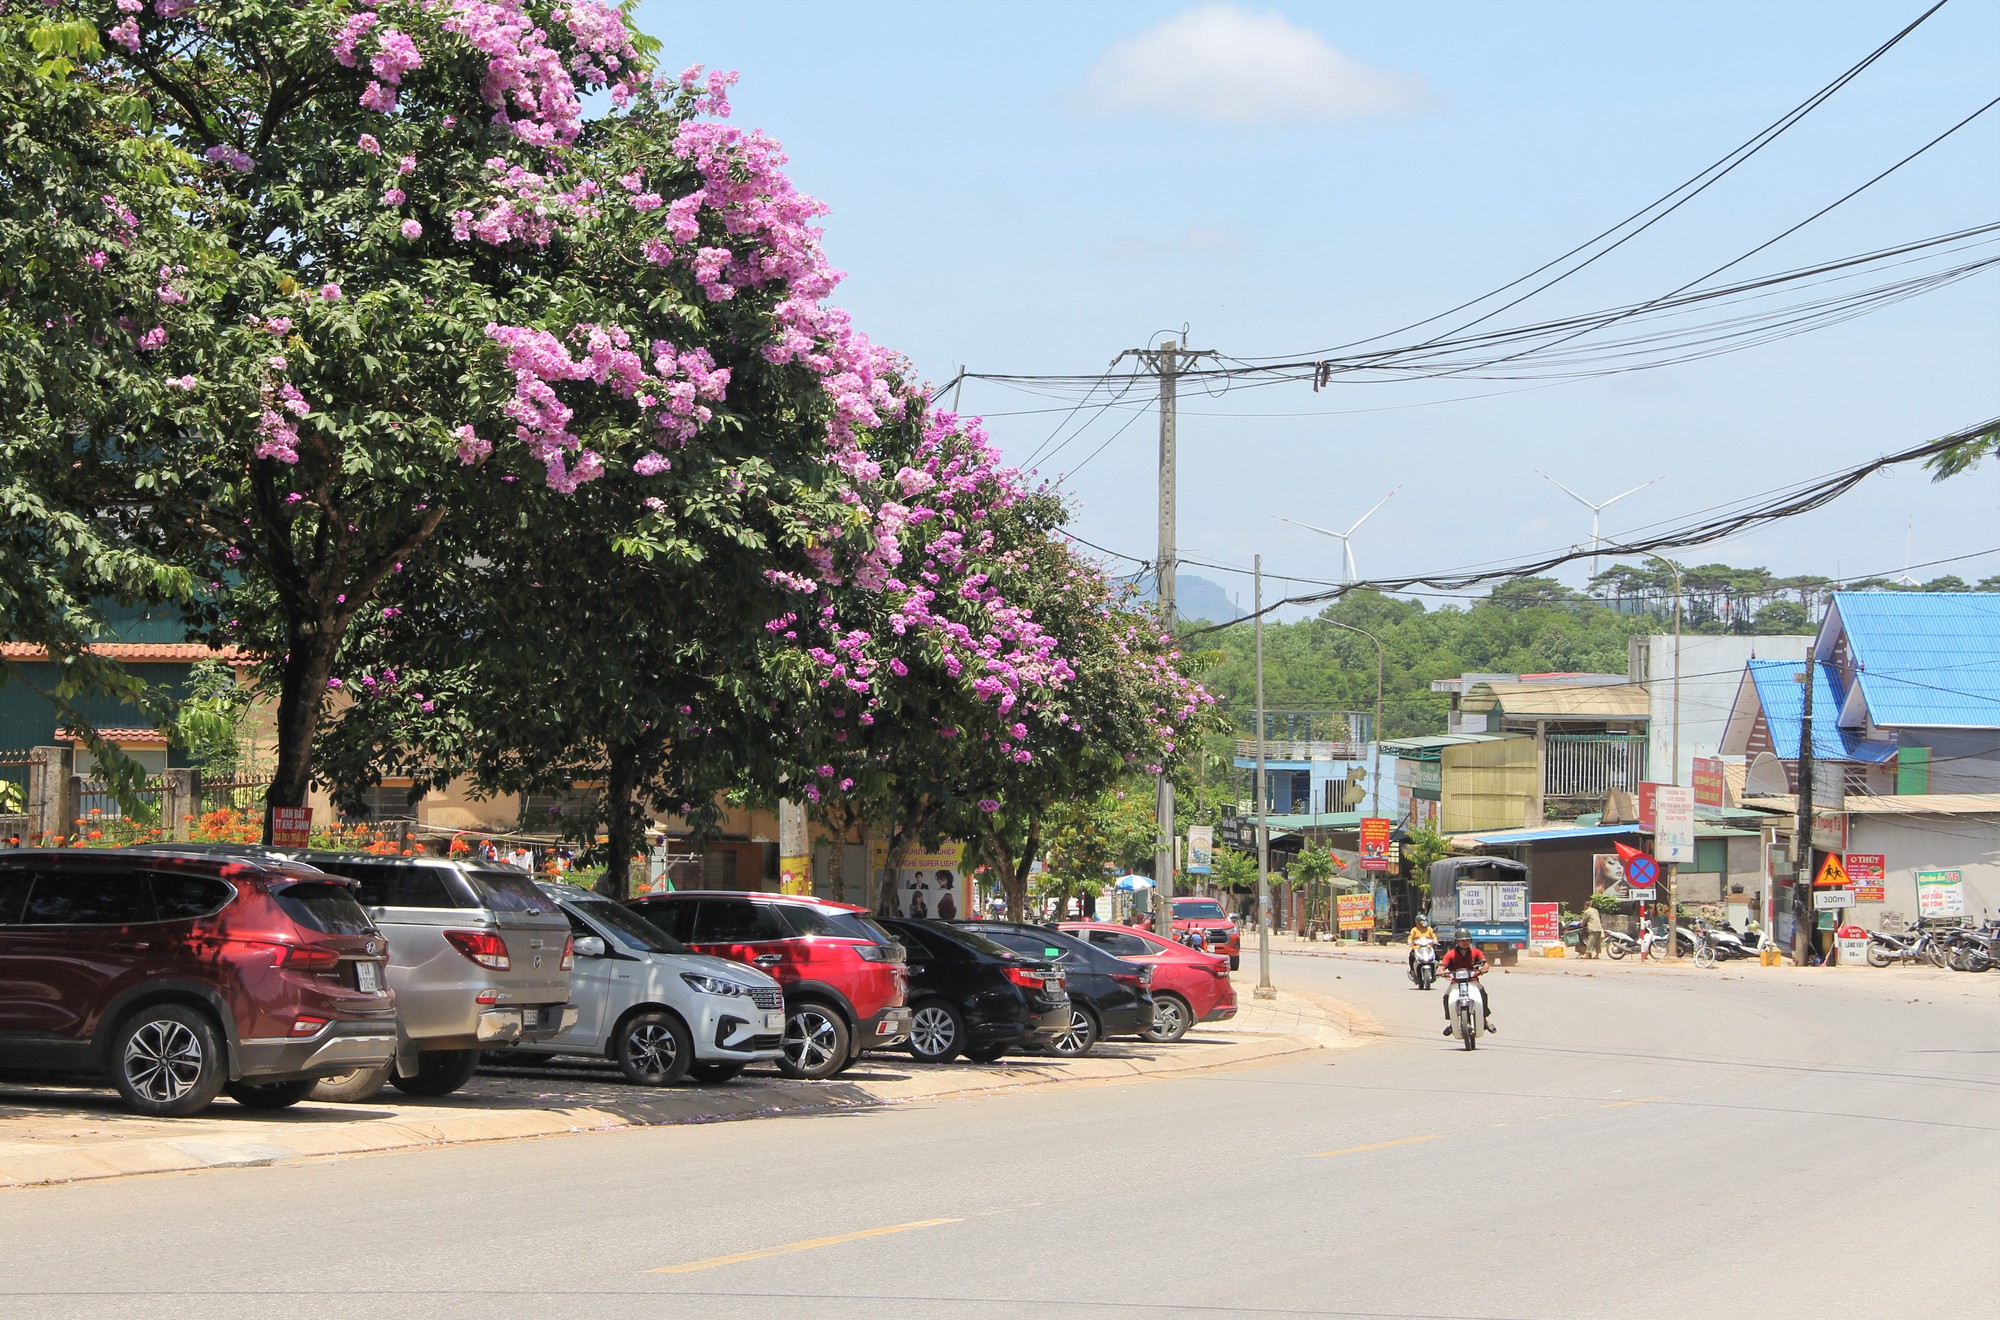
left=3, top=950, right=1994, bottom=1320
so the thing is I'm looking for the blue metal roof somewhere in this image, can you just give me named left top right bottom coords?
left=1746, top=660, right=1899, bottom=764
left=1830, top=591, right=2000, bottom=730
left=1464, top=824, right=1644, bottom=845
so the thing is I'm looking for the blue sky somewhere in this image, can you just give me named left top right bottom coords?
left=634, top=0, right=2000, bottom=615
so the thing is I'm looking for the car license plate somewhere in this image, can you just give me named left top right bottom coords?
left=763, top=1011, right=784, bottom=1031
left=356, top=961, right=381, bottom=993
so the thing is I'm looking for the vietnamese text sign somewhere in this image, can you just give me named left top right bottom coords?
left=1652, top=785, right=1694, bottom=864
left=1810, top=809, right=1847, bottom=853
left=1185, top=825, right=1213, bottom=875
left=269, top=806, right=312, bottom=848
left=1337, top=893, right=1375, bottom=930
left=1359, top=817, right=1393, bottom=873
left=1638, top=782, right=1658, bottom=832
left=1845, top=853, right=1885, bottom=881
left=1691, top=757, right=1728, bottom=808
left=1495, top=883, right=1529, bottom=923
left=1916, top=869, right=1966, bottom=919
left=1529, top=902, right=1560, bottom=947
left=1457, top=883, right=1491, bottom=922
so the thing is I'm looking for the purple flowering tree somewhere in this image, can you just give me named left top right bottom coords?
left=34, top=2, right=910, bottom=834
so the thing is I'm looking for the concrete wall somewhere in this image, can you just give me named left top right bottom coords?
left=1895, top=730, right=2000, bottom=794
left=1841, top=813, right=2000, bottom=925
left=1632, top=634, right=1810, bottom=788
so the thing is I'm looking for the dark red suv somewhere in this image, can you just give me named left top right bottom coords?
left=0, top=849, right=397, bottom=1116
left=626, top=891, right=911, bottom=1080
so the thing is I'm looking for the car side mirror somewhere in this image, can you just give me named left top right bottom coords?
left=573, top=935, right=607, bottom=958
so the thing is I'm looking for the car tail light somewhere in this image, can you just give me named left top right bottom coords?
left=1004, top=967, right=1050, bottom=990
left=445, top=930, right=510, bottom=970
left=263, top=943, right=340, bottom=970
left=1141, top=966, right=1154, bottom=989
left=291, top=1015, right=329, bottom=1036
left=475, top=990, right=500, bottom=1005
left=856, top=942, right=899, bottom=962
left=560, top=936, right=575, bottom=971
left=1110, top=971, right=1146, bottom=989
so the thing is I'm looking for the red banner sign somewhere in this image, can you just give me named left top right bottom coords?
left=1359, top=817, right=1393, bottom=873
left=1692, top=757, right=1727, bottom=808
left=1529, top=902, right=1560, bottom=946
left=269, top=806, right=312, bottom=848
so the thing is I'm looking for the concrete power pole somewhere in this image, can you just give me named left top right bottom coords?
left=1255, top=556, right=1274, bottom=998
left=1793, top=661, right=1817, bottom=965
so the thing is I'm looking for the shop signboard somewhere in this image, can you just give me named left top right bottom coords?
left=1337, top=893, right=1374, bottom=931
left=1359, top=817, right=1393, bottom=873
left=1846, top=853, right=1886, bottom=903
left=1810, top=809, right=1848, bottom=854
left=1529, top=902, right=1561, bottom=948
left=1915, top=869, right=1966, bottom=919
left=1691, top=757, right=1728, bottom=808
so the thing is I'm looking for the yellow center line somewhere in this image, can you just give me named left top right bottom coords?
left=648, top=1217, right=964, bottom=1275
left=1601, top=1097, right=1663, bottom=1109
left=1308, top=1134, right=1442, bottom=1159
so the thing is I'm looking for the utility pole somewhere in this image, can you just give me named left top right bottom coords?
left=1122, top=336, right=1212, bottom=940
left=1793, top=661, right=1817, bottom=965
left=1255, top=556, right=1274, bottom=998
left=1642, top=553, right=1684, bottom=960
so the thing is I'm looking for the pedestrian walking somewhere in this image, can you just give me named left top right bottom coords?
left=1583, top=905, right=1604, bottom=959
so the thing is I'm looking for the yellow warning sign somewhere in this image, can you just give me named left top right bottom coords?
left=1814, top=853, right=1851, bottom=887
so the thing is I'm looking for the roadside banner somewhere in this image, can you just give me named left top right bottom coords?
left=269, top=805, right=312, bottom=847
left=869, top=840, right=971, bottom=921
left=1359, top=817, right=1393, bottom=872
left=1336, top=893, right=1374, bottom=931
left=1529, top=902, right=1560, bottom=948
left=1185, top=825, right=1213, bottom=875
left=1651, top=785, right=1694, bottom=864
left=1915, top=869, right=1966, bottom=919
left=1691, top=757, right=1728, bottom=808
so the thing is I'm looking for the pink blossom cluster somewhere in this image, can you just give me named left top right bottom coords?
left=203, top=144, right=257, bottom=173
left=254, top=363, right=314, bottom=464
left=483, top=321, right=731, bottom=490
left=449, top=158, right=600, bottom=248
left=439, top=0, right=644, bottom=146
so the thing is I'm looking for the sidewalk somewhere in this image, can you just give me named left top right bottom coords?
left=0, top=982, right=1352, bottom=1189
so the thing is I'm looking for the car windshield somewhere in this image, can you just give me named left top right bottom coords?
left=572, top=899, right=687, bottom=954
left=1175, top=900, right=1227, bottom=920
left=467, top=869, right=554, bottom=913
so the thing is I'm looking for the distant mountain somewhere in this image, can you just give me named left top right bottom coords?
left=1130, top=573, right=1245, bottom=624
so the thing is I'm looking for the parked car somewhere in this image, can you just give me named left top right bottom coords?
left=1057, top=921, right=1237, bottom=1043
left=626, top=891, right=912, bottom=1080
left=0, top=848, right=397, bottom=1116
left=958, top=920, right=1153, bottom=1056
left=1171, top=896, right=1242, bottom=969
left=503, top=883, right=784, bottom=1084
left=126, top=844, right=577, bottom=1101
left=875, top=917, right=1069, bottom=1064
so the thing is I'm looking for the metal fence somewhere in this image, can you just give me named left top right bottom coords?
left=75, top=779, right=168, bottom=826
left=1543, top=734, right=1649, bottom=798
left=195, top=777, right=270, bottom=819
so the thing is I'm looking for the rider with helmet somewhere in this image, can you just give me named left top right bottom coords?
left=1407, top=916, right=1438, bottom=976
left=1438, top=931, right=1495, bottom=1035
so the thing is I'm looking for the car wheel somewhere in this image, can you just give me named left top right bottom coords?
left=1229, top=955, right=1241, bottom=971
left=224, top=1078, right=320, bottom=1110
left=963, top=1043, right=1009, bottom=1064
left=1047, top=1007, right=1099, bottom=1058
left=688, top=1061, right=746, bottom=1084
left=615, top=1010, right=693, bottom=1086
left=390, top=1048, right=482, bottom=1097
left=906, top=999, right=965, bottom=1064
left=309, top=1061, right=394, bottom=1103
left=111, top=1005, right=227, bottom=1117
left=1141, top=993, right=1192, bottom=1044
left=778, top=1002, right=850, bottom=1080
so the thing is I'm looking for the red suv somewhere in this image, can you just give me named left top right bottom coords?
left=626, top=891, right=912, bottom=1080
left=0, top=849, right=397, bottom=1116
left=1059, top=921, right=1237, bottom=1043
left=1171, top=896, right=1242, bottom=969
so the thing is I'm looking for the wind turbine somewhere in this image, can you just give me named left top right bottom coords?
left=1535, top=470, right=1664, bottom=580
left=1274, top=486, right=1402, bottom=583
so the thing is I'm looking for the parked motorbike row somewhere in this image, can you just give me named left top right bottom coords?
left=1865, top=922, right=1998, bottom=972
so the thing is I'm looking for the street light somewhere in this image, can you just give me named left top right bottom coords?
left=1324, top=617, right=1385, bottom=944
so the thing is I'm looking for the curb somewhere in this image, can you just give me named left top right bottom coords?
left=0, top=1029, right=1329, bottom=1191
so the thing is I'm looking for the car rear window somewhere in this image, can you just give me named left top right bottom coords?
left=466, top=870, right=553, bottom=914
left=778, top=904, right=898, bottom=945
left=921, top=922, right=1018, bottom=960
left=1175, top=900, right=1227, bottom=920
left=273, top=881, right=376, bottom=935
left=19, top=871, right=155, bottom=925
left=321, top=861, right=468, bottom=909
left=691, top=898, right=791, bottom=942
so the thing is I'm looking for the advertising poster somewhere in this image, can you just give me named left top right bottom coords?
left=1374, top=886, right=1390, bottom=923
left=868, top=841, right=971, bottom=921
left=1915, top=869, right=1966, bottom=919
left=1185, top=825, right=1214, bottom=875
left=1651, top=785, right=1695, bottom=864
left=1692, top=757, right=1728, bottom=808
left=269, top=806, right=312, bottom=847
left=1359, top=817, right=1393, bottom=873
left=1846, top=853, right=1886, bottom=903
left=1336, top=893, right=1374, bottom=931
left=1529, top=902, right=1560, bottom=948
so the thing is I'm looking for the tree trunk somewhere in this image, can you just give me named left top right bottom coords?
left=989, top=815, right=1041, bottom=922
left=263, top=611, right=339, bottom=839
left=598, top=739, right=642, bottom=901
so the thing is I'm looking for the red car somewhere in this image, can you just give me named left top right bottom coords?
left=1171, top=896, right=1242, bottom=969
left=1058, top=921, right=1236, bottom=1043
left=626, top=891, right=912, bottom=1081
left=0, top=849, right=398, bottom=1116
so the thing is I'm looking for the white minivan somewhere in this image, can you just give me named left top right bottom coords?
left=511, top=883, right=786, bottom=1084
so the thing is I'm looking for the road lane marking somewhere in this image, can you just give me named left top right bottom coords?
left=648, top=1218, right=963, bottom=1275
left=1601, top=1097, right=1662, bottom=1109
left=1309, top=1134, right=1441, bottom=1159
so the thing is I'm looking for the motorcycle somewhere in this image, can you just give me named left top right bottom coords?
left=1603, top=925, right=1662, bottom=960
left=1940, top=929, right=1995, bottom=973
left=1445, top=967, right=1487, bottom=1050
left=1865, top=927, right=1948, bottom=969
left=1410, top=937, right=1438, bottom=990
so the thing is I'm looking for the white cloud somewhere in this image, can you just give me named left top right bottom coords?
left=1085, top=4, right=1420, bottom=124
left=1100, top=223, right=1257, bottom=262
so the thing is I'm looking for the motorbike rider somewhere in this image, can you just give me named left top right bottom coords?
left=1407, top=917, right=1438, bottom=976
left=1439, top=931, right=1495, bottom=1035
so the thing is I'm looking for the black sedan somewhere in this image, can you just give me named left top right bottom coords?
left=960, top=921, right=1154, bottom=1057
left=875, top=917, right=1069, bottom=1064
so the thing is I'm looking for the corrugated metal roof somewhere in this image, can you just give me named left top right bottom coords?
left=1746, top=661, right=1899, bottom=763
left=1460, top=824, right=1644, bottom=845
left=1463, top=681, right=1650, bottom=720
left=1828, top=592, right=2000, bottom=730
left=1, top=642, right=248, bottom=662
